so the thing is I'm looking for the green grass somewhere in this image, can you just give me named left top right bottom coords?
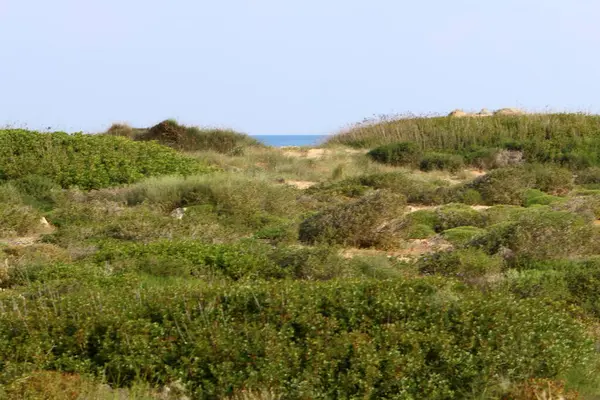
left=328, top=113, right=600, bottom=169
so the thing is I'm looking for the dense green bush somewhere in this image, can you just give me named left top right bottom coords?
left=306, top=172, right=444, bottom=205
left=469, top=165, right=573, bottom=205
left=299, top=190, right=406, bottom=247
left=419, top=152, right=464, bottom=172
left=521, top=189, right=564, bottom=207
left=440, top=226, right=485, bottom=246
left=433, top=203, right=486, bottom=232
left=106, top=119, right=261, bottom=154
left=418, top=248, right=504, bottom=282
left=1, top=278, right=593, bottom=398
left=367, top=141, right=421, bottom=166
left=0, top=203, right=42, bottom=237
left=93, top=240, right=351, bottom=281
left=576, top=167, right=600, bottom=184
left=0, top=130, right=207, bottom=190
left=124, top=174, right=301, bottom=229
left=470, top=208, right=596, bottom=263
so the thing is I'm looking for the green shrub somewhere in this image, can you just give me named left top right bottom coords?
left=470, top=208, right=595, bottom=263
left=299, top=190, right=406, bottom=248
left=93, top=240, right=352, bottom=281
left=367, top=141, right=421, bottom=166
left=0, top=203, right=42, bottom=237
left=441, top=226, right=485, bottom=246
left=469, top=167, right=534, bottom=205
left=418, top=248, right=504, bottom=282
left=13, top=174, right=61, bottom=210
left=0, top=183, right=23, bottom=204
left=0, top=278, right=594, bottom=398
left=124, top=174, right=301, bottom=229
left=521, top=189, right=564, bottom=207
left=419, top=152, right=464, bottom=172
left=483, top=205, right=527, bottom=225
left=433, top=203, right=486, bottom=232
left=307, top=172, right=444, bottom=205
left=0, top=130, right=207, bottom=190
left=576, top=167, right=600, bottom=184
left=552, top=194, right=600, bottom=220
left=134, top=120, right=261, bottom=154
left=469, top=165, right=573, bottom=205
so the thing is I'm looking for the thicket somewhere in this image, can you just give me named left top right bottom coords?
left=106, top=119, right=261, bottom=154
left=0, top=278, right=595, bottom=399
left=0, top=130, right=206, bottom=190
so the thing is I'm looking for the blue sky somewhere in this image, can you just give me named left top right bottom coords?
left=1, top=1, right=599, bottom=135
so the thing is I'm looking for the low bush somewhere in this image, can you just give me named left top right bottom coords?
left=417, top=248, right=504, bottom=282
left=440, top=226, right=485, bottom=246
left=0, top=278, right=594, bottom=398
left=367, top=141, right=421, bottom=166
left=0, top=130, right=207, bottom=190
left=0, top=203, right=42, bottom=237
left=521, top=189, right=564, bottom=207
left=299, top=190, right=406, bottom=248
left=124, top=174, right=301, bottom=229
left=576, top=167, right=600, bottom=185
left=469, top=165, right=573, bottom=205
left=470, top=208, right=596, bottom=263
left=107, top=119, right=261, bottom=154
left=419, top=152, right=464, bottom=172
left=433, top=203, right=486, bottom=232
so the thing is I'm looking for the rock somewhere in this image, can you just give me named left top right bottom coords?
left=39, top=217, right=50, bottom=227
left=448, top=109, right=470, bottom=118
left=170, top=207, right=187, bottom=220
left=477, top=108, right=493, bottom=117
left=494, top=107, right=525, bottom=116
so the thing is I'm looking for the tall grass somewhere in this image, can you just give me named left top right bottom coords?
left=327, top=113, right=600, bottom=168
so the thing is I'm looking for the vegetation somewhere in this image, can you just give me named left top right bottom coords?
left=106, top=119, right=261, bottom=154
left=0, top=129, right=207, bottom=190
left=2, top=114, right=600, bottom=399
left=331, top=113, right=600, bottom=169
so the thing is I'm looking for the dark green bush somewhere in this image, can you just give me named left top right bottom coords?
left=521, top=189, right=564, bottom=207
left=433, top=203, right=487, bottom=232
left=0, top=130, right=207, bottom=190
left=418, top=248, right=504, bottom=282
left=576, top=167, right=600, bottom=185
left=107, top=119, right=261, bottom=154
left=441, top=226, right=485, bottom=246
left=419, top=152, right=464, bottom=172
left=469, top=165, right=573, bottom=205
left=299, top=190, right=406, bottom=248
left=93, top=240, right=350, bottom=281
left=0, top=278, right=594, bottom=398
left=367, top=141, right=421, bottom=166
left=470, top=208, right=595, bottom=263
left=306, top=172, right=444, bottom=205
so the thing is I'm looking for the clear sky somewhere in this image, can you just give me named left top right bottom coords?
left=1, top=1, right=599, bottom=135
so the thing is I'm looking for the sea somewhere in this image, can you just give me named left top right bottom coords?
left=252, top=134, right=329, bottom=147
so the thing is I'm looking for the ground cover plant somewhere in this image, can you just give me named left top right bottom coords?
left=2, top=113, right=600, bottom=399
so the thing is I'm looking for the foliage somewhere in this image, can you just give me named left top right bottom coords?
left=419, top=152, right=465, bottom=172
left=0, top=130, right=207, bottom=190
left=367, top=141, right=421, bottom=166
left=107, top=119, right=261, bottom=154
left=328, top=113, right=600, bottom=168
left=0, top=278, right=594, bottom=399
left=299, top=190, right=406, bottom=248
